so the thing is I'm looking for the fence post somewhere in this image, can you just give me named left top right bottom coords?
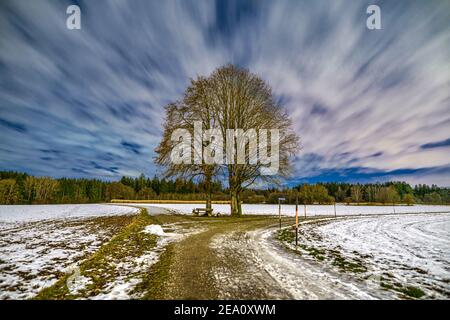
left=295, top=196, right=299, bottom=246
left=278, top=197, right=285, bottom=230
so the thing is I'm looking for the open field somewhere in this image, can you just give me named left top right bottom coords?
left=0, top=205, right=141, bottom=299
left=276, top=213, right=450, bottom=299
left=0, top=204, right=140, bottom=223
left=118, top=203, right=450, bottom=216
left=0, top=204, right=449, bottom=299
left=0, top=215, right=135, bottom=299
left=111, top=199, right=231, bottom=204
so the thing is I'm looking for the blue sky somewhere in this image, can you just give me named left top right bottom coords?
left=0, top=0, right=449, bottom=186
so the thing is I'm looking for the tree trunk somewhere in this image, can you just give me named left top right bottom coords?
left=205, top=170, right=212, bottom=216
left=230, top=188, right=242, bottom=217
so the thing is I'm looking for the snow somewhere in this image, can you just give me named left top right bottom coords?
left=0, top=204, right=138, bottom=299
left=0, top=203, right=208, bottom=300
left=210, top=213, right=450, bottom=299
left=295, top=213, right=450, bottom=298
left=210, top=228, right=378, bottom=299
left=89, top=222, right=206, bottom=300
left=130, top=203, right=450, bottom=216
left=0, top=218, right=121, bottom=299
left=0, top=204, right=140, bottom=223
left=143, top=224, right=166, bottom=236
left=2, top=202, right=448, bottom=299
left=67, top=271, right=92, bottom=295
left=92, top=278, right=143, bottom=300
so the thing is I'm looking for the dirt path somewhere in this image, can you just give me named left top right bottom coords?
left=144, top=214, right=385, bottom=300
left=147, top=215, right=295, bottom=299
left=206, top=220, right=374, bottom=300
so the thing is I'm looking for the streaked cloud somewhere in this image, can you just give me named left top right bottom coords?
left=421, top=138, right=450, bottom=150
left=0, top=0, right=449, bottom=185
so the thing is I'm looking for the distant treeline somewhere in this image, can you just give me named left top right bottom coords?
left=0, top=171, right=448, bottom=205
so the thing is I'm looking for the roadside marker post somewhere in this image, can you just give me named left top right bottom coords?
left=334, top=202, right=337, bottom=218
left=295, top=196, right=299, bottom=247
left=278, top=197, right=285, bottom=230
left=304, top=204, right=307, bottom=218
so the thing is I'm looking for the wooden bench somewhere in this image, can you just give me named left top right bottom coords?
left=192, top=208, right=213, bottom=216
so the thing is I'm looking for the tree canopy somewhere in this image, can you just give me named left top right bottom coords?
left=155, top=64, right=300, bottom=216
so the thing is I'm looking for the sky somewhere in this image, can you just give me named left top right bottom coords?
left=0, top=0, right=449, bottom=186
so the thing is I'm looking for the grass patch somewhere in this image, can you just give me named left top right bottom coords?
left=276, top=228, right=296, bottom=243
left=400, top=286, right=425, bottom=298
left=34, top=208, right=158, bottom=300
left=135, top=243, right=175, bottom=299
left=277, top=228, right=367, bottom=273
left=380, top=279, right=425, bottom=299
left=331, top=255, right=367, bottom=273
left=278, top=227, right=428, bottom=299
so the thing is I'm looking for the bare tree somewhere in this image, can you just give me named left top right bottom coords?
left=155, top=65, right=300, bottom=216
left=206, top=65, right=300, bottom=216
left=155, top=77, right=220, bottom=212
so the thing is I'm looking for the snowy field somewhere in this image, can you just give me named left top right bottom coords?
left=292, top=213, right=450, bottom=298
left=130, top=203, right=450, bottom=216
left=211, top=213, right=450, bottom=299
left=0, top=204, right=139, bottom=299
left=1, top=203, right=449, bottom=299
left=0, top=204, right=139, bottom=223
